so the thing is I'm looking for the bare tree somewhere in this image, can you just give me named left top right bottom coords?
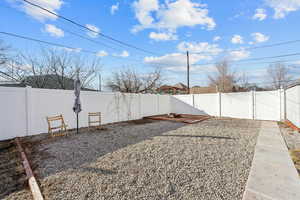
left=0, top=40, right=9, bottom=66
left=43, top=49, right=101, bottom=89
left=238, top=71, right=251, bottom=90
left=267, top=62, right=292, bottom=89
left=4, top=49, right=101, bottom=89
left=106, top=68, right=162, bottom=93
left=208, top=60, right=238, bottom=92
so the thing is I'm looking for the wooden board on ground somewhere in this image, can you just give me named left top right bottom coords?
left=285, top=120, right=300, bottom=133
left=15, top=138, right=44, bottom=200
left=144, top=114, right=211, bottom=124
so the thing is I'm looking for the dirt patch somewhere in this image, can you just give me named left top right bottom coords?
left=279, top=122, right=300, bottom=176
left=0, top=140, right=31, bottom=200
left=127, top=119, right=156, bottom=125
left=290, top=150, right=300, bottom=175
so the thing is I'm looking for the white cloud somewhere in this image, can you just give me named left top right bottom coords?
left=132, top=0, right=216, bottom=33
left=177, top=41, right=222, bottom=55
left=132, top=0, right=159, bottom=31
left=144, top=53, right=213, bottom=72
left=166, top=64, right=215, bottom=74
left=149, top=31, right=177, bottom=41
left=251, top=32, right=269, bottom=43
left=265, top=0, right=300, bottom=19
left=61, top=47, right=81, bottom=53
left=229, top=49, right=250, bottom=60
left=253, top=8, right=267, bottom=21
left=213, top=36, right=221, bottom=42
left=8, top=0, right=63, bottom=21
left=96, top=50, right=108, bottom=57
left=85, top=24, right=100, bottom=38
left=44, top=24, right=64, bottom=37
left=231, top=35, right=244, bottom=44
left=120, top=51, right=129, bottom=57
left=292, top=60, right=300, bottom=65
left=111, top=3, right=119, bottom=15
left=114, top=50, right=130, bottom=57
left=144, top=41, right=221, bottom=71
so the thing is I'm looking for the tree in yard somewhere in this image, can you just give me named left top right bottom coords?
left=3, top=48, right=101, bottom=89
left=106, top=68, right=162, bottom=93
left=208, top=60, right=238, bottom=92
left=267, top=62, right=292, bottom=89
left=0, top=40, right=9, bottom=66
left=42, top=49, right=101, bottom=89
left=239, top=72, right=250, bottom=88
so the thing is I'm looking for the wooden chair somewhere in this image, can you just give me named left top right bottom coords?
left=88, top=112, right=101, bottom=130
left=46, top=114, right=68, bottom=137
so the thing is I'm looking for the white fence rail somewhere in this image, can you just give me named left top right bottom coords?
left=0, top=87, right=171, bottom=140
left=1, top=85, right=300, bottom=141
left=171, top=85, right=300, bottom=126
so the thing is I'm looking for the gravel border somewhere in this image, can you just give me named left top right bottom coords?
left=7, top=118, right=260, bottom=200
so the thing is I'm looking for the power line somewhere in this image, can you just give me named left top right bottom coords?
left=0, top=31, right=96, bottom=53
left=0, top=31, right=148, bottom=63
left=0, top=4, right=129, bottom=54
left=192, top=59, right=300, bottom=69
left=22, top=0, right=159, bottom=56
left=0, top=31, right=180, bottom=68
left=56, top=26, right=125, bottom=52
left=3, top=30, right=299, bottom=71
left=190, top=39, right=300, bottom=56
left=191, top=52, right=300, bottom=67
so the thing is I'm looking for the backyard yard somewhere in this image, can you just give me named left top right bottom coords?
left=6, top=118, right=260, bottom=200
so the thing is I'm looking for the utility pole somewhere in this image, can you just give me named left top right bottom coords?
left=186, top=51, right=190, bottom=94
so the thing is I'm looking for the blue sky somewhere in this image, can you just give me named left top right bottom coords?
left=1, top=0, right=300, bottom=87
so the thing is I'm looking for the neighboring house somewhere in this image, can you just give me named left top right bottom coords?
left=157, top=83, right=188, bottom=94
left=0, top=74, right=95, bottom=91
left=173, top=82, right=188, bottom=90
left=190, top=86, right=216, bottom=94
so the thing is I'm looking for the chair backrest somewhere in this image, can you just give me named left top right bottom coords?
left=46, top=114, right=67, bottom=133
left=88, top=112, right=101, bottom=127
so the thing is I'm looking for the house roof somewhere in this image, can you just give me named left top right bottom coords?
left=174, top=82, right=187, bottom=89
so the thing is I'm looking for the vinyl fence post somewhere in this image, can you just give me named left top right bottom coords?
left=283, top=87, right=287, bottom=120
left=280, top=86, right=286, bottom=121
left=192, top=94, right=195, bottom=107
left=218, top=92, right=222, bottom=117
left=25, top=86, right=32, bottom=136
left=138, top=93, right=142, bottom=119
left=251, top=90, right=255, bottom=120
left=157, top=94, right=160, bottom=114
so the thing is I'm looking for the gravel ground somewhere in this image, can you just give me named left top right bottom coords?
left=6, top=118, right=260, bottom=200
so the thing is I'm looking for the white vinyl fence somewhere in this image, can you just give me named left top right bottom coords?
left=171, top=85, right=300, bottom=126
left=1, top=85, right=300, bottom=141
left=0, top=86, right=171, bottom=140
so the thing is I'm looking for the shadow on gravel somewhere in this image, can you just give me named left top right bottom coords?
left=160, top=135, right=235, bottom=140
left=32, top=120, right=186, bottom=180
